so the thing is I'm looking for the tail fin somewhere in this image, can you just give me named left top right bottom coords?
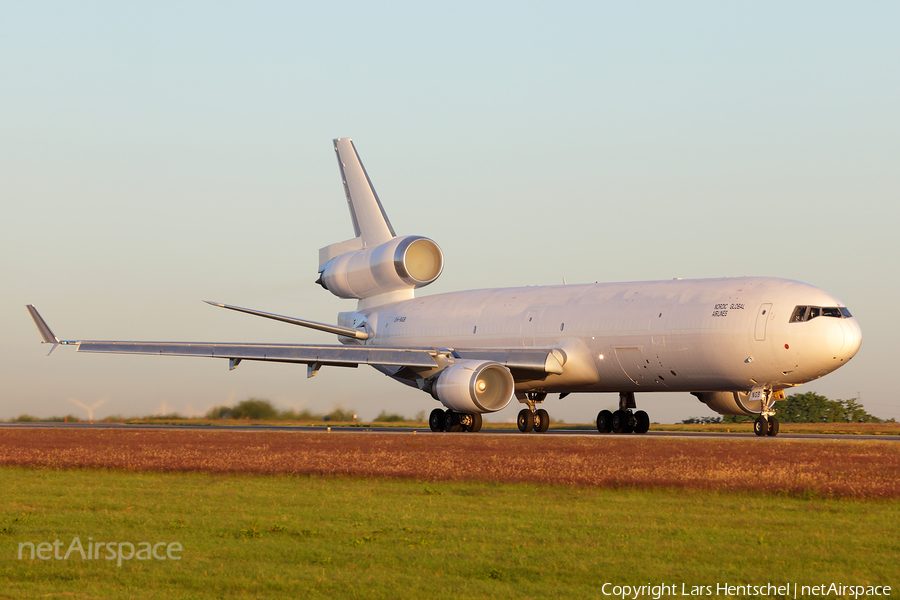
left=319, top=139, right=396, bottom=269
left=334, top=138, right=396, bottom=245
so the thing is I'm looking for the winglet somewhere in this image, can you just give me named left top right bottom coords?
left=26, top=305, right=66, bottom=355
left=26, top=305, right=59, bottom=344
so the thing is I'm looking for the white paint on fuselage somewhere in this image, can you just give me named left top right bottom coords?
left=346, top=277, right=861, bottom=395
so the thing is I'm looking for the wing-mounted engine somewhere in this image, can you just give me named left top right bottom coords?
left=430, top=360, right=515, bottom=413
left=317, top=235, right=443, bottom=304
left=691, top=391, right=762, bottom=416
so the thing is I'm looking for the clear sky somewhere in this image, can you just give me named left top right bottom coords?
left=2, top=2, right=898, bottom=423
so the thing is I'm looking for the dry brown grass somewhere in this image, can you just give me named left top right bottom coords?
left=657, top=422, right=900, bottom=435
left=1, top=428, right=898, bottom=499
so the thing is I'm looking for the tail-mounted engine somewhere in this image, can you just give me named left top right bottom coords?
left=318, top=235, right=443, bottom=302
left=430, top=360, right=515, bottom=413
left=691, top=391, right=762, bottom=416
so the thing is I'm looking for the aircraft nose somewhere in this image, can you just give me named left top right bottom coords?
left=841, top=318, right=862, bottom=360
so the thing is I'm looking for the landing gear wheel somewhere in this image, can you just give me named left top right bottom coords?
left=517, top=409, right=534, bottom=433
left=429, top=409, right=446, bottom=432
left=465, top=413, right=483, bottom=433
left=596, top=410, right=613, bottom=433
left=534, top=409, right=550, bottom=433
left=611, top=410, right=630, bottom=434
left=766, top=416, right=780, bottom=437
left=753, top=416, right=768, bottom=437
left=444, top=410, right=462, bottom=432
left=633, top=410, right=650, bottom=434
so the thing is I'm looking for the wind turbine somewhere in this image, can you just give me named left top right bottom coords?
left=67, top=397, right=109, bottom=422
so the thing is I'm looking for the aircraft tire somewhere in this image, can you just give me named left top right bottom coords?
left=534, top=409, right=550, bottom=433
left=467, top=413, right=483, bottom=433
left=766, top=416, right=780, bottom=437
left=753, top=416, right=768, bottom=437
left=623, top=413, right=636, bottom=434
left=596, top=410, right=613, bottom=433
left=517, top=409, right=534, bottom=433
left=611, top=410, right=629, bottom=434
left=429, top=409, right=446, bottom=432
left=633, top=410, right=650, bottom=434
left=444, top=410, right=462, bottom=432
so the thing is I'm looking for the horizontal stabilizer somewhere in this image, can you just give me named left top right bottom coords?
left=204, top=301, right=369, bottom=340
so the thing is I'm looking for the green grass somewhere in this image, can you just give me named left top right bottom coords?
left=1, top=468, right=898, bottom=599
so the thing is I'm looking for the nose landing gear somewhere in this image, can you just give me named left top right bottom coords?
left=752, top=389, right=781, bottom=437
left=754, top=415, right=780, bottom=437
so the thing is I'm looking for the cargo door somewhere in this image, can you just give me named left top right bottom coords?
left=755, top=303, right=772, bottom=341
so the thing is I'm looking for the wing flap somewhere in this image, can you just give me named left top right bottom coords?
left=75, top=341, right=437, bottom=368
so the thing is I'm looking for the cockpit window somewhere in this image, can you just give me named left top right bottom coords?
left=790, top=305, right=852, bottom=322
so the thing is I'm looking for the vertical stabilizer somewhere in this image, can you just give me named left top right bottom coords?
left=334, top=138, right=395, bottom=247
left=317, top=139, right=442, bottom=308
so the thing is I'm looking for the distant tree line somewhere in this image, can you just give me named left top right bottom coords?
left=683, top=392, right=894, bottom=424
left=204, top=398, right=358, bottom=421
left=203, top=398, right=426, bottom=423
left=7, top=399, right=427, bottom=424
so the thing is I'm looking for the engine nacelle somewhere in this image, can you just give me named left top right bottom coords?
left=319, top=235, right=443, bottom=301
left=692, top=391, right=762, bottom=416
left=431, top=361, right=515, bottom=413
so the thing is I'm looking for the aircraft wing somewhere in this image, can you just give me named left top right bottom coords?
left=75, top=340, right=437, bottom=369
left=26, top=305, right=564, bottom=376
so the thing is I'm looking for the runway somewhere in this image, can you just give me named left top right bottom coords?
left=1, top=421, right=897, bottom=442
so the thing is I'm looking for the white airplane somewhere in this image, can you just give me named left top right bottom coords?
left=27, top=138, right=862, bottom=437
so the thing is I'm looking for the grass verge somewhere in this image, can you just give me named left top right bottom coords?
left=1, top=468, right=898, bottom=599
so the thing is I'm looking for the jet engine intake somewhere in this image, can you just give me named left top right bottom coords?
left=431, top=361, right=514, bottom=413
left=318, top=235, right=443, bottom=300
left=691, top=391, right=762, bottom=416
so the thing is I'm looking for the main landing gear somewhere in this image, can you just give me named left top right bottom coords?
left=516, top=391, right=551, bottom=433
left=753, top=389, right=780, bottom=437
left=596, top=392, right=650, bottom=434
left=429, top=408, right=482, bottom=433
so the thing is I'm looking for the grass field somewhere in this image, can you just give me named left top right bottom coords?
left=2, top=468, right=898, bottom=599
left=1, top=429, right=898, bottom=598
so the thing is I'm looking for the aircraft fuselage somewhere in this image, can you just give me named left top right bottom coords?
left=351, top=276, right=861, bottom=395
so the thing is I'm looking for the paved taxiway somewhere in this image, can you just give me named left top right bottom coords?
left=1, top=422, right=896, bottom=442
